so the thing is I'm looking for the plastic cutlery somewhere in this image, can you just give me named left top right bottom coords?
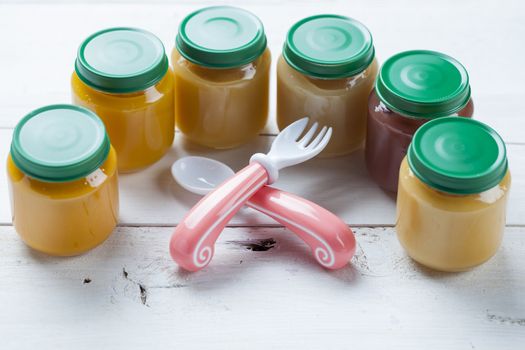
left=171, top=156, right=356, bottom=269
left=170, top=118, right=333, bottom=271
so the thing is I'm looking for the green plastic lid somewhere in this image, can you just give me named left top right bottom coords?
left=408, top=117, right=507, bottom=194
left=176, top=6, right=267, bottom=68
left=10, top=104, right=110, bottom=183
left=282, top=14, right=375, bottom=79
left=376, top=50, right=471, bottom=118
left=75, top=27, right=169, bottom=93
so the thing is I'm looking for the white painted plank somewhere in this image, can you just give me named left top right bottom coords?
left=0, top=225, right=523, bottom=349
left=1, top=1, right=525, bottom=142
left=2, top=129, right=525, bottom=226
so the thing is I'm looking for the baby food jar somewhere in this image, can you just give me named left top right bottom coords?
left=277, top=15, right=378, bottom=157
left=366, top=50, right=474, bottom=192
left=72, top=27, right=174, bottom=172
left=173, top=6, right=271, bottom=149
left=396, top=117, right=510, bottom=271
left=7, top=105, right=119, bottom=256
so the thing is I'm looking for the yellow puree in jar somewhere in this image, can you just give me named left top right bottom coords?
left=172, top=48, right=271, bottom=149
left=396, top=159, right=511, bottom=271
left=71, top=72, right=174, bottom=172
left=277, top=56, right=379, bottom=157
left=7, top=148, right=119, bottom=256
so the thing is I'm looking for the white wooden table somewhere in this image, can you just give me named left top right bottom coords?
left=1, top=1, right=524, bottom=348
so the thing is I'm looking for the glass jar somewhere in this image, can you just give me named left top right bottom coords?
left=173, top=6, right=271, bottom=149
left=365, top=50, right=474, bottom=192
left=7, top=105, right=119, bottom=256
left=396, top=117, right=510, bottom=271
left=277, top=15, right=378, bottom=157
left=72, top=27, right=174, bottom=172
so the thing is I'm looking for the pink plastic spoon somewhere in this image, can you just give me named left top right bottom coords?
left=170, top=118, right=351, bottom=271
left=171, top=156, right=356, bottom=270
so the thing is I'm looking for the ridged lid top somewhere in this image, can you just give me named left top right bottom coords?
left=176, top=6, right=267, bottom=68
left=10, top=104, right=110, bottom=182
left=282, top=14, right=375, bottom=79
left=75, top=27, right=169, bottom=93
left=408, top=117, right=508, bottom=194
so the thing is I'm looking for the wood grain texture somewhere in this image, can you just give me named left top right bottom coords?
left=0, top=225, right=523, bottom=349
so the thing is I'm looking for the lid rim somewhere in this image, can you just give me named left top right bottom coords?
left=407, top=117, right=508, bottom=195
left=282, top=14, right=375, bottom=79
left=76, top=27, right=169, bottom=93
left=283, top=45, right=375, bottom=79
left=176, top=6, right=267, bottom=69
left=375, top=50, right=471, bottom=118
left=376, top=84, right=472, bottom=119
left=10, top=104, right=111, bottom=183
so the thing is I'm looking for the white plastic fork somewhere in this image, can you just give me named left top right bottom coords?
left=170, top=118, right=333, bottom=271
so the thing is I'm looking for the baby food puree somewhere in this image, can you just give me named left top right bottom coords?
left=173, top=6, right=271, bottom=149
left=72, top=27, right=174, bottom=172
left=396, top=117, right=510, bottom=271
left=366, top=50, right=474, bottom=192
left=7, top=105, right=119, bottom=256
left=277, top=15, right=378, bottom=157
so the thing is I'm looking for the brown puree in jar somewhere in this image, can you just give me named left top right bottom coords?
left=364, top=50, right=474, bottom=193
left=365, top=90, right=473, bottom=192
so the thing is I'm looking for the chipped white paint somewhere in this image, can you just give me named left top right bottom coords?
left=0, top=226, right=524, bottom=349
left=1, top=0, right=525, bottom=349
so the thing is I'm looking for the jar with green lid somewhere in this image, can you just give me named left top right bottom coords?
left=365, top=50, right=474, bottom=192
left=7, top=105, right=119, bottom=256
left=396, top=117, right=510, bottom=271
left=277, top=14, right=378, bottom=157
left=173, top=6, right=271, bottom=149
left=71, top=27, right=174, bottom=172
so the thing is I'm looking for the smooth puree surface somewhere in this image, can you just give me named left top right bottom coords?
left=71, top=72, right=175, bottom=172
left=396, top=158, right=510, bottom=271
left=172, top=48, right=271, bottom=149
left=277, top=56, right=378, bottom=157
left=7, top=147, right=119, bottom=256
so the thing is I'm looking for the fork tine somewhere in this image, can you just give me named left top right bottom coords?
left=306, top=126, right=327, bottom=149
left=285, top=117, right=310, bottom=141
left=314, top=127, right=333, bottom=151
left=298, top=122, right=318, bottom=146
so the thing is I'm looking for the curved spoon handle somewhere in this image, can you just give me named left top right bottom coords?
left=170, top=162, right=268, bottom=271
left=247, top=187, right=356, bottom=269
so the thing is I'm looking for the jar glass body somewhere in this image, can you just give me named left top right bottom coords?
left=71, top=71, right=175, bottom=172
left=7, top=147, right=119, bottom=256
left=277, top=56, right=378, bottom=157
left=396, top=158, right=510, bottom=271
left=172, top=48, right=271, bottom=149
left=365, top=89, right=474, bottom=192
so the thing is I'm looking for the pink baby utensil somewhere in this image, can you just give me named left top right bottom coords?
left=170, top=118, right=333, bottom=271
left=171, top=156, right=356, bottom=269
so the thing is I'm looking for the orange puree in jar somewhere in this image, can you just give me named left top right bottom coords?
left=7, top=105, right=119, bottom=256
left=396, top=118, right=510, bottom=271
left=173, top=6, right=271, bottom=149
left=71, top=27, right=174, bottom=172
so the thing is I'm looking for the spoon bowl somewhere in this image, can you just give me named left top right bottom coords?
left=171, top=156, right=234, bottom=195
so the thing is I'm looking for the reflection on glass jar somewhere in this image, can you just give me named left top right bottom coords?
left=366, top=50, right=474, bottom=192
left=277, top=15, right=378, bottom=157
left=7, top=105, right=119, bottom=256
left=396, top=117, right=510, bottom=271
left=72, top=27, right=174, bottom=172
left=173, top=6, right=271, bottom=149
